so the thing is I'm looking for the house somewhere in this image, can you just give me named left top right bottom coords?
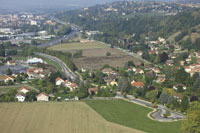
left=18, top=86, right=30, bottom=94
left=156, top=75, right=166, bottom=83
left=137, top=50, right=143, bottom=56
left=27, top=57, right=44, bottom=64
left=16, top=92, right=26, bottom=102
left=152, top=67, right=160, bottom=74
left=131, top=82, right=144, bottom=88
left=174, top=94, right=183, bottom=102
left=173, top=84, right=187, bottom=91
left=166, top=60, right=174, bottom=66
left=180, top=61, right=185, bottom=66
left=55, top=77, right=64, bottom=86
left=102, top=68, right=117, bottom=75
left=88, top=88, right=98, bottom=95
left=63, top=80, right=71, bottom=87
left=170, top=53, right=176, bottom=59
left=7, top=60, right=16, bottom=66
left=136, top=69, right=144, bottom=74
left=184, top=66, right=191, bottom=73
left=36, top=92, right=49, bottom=101
left=107, top=80, right=118, bottom=86
left=27, top=68, right=44, bottom=79
left=4, top=76, right=14, bottom=83
left=69, top=83, right=78, bottom=91
left=127, top=66, right=136, bottom=72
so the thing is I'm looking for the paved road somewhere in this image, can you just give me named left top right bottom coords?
left=38, top=17, right=81, bottom=48
left=116, top=92, right=185, bottom=122
left=35, top=52, right=77, bottom=80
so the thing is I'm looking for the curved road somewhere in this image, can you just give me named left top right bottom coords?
left=116, top=92, right=185, bottom=122
left=35, top=52, right=77, bottom=80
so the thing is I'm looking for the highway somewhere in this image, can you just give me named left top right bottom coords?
left=116, top=92, right=185, bottom=122
left=35, top=52, right=77, bottom=80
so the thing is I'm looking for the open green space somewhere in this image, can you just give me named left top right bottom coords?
left=38, top=56, right=62, bottom=71
left=48, top=41, right=108, bottom=51
left=85, top=99, right=181, bottom=133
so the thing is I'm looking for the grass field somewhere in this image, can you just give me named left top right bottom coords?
left=0, top=84, right=24, bottom=93
left=48, top=41, right=108, bottom=51
left=86, top=100, right=181, bottom=133
left=38, top=56, right=62, bottom=71
left=0, top=102, right=142, bottom=133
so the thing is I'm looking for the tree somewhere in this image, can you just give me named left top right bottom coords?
left=31, top=40, right=38, bottom=45
left=106, top=52, right=111, bottom=56
left=5, top=68, right=12, bottom=75
left=181, top=96, right=189, bottom=112
left=145, top=90, right=158, bottom=103
left=160, top=52, right=168, bottom=63
left=181, top=102, right=200, bottom=133
left=193, top=76, right=200, bottom=91
left=159, top=92, right=168, bottom=105
left=0, top=44, right=5, bottom=57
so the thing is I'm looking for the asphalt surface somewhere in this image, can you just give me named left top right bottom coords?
left=35, top=52, right=77, bottom=80
left=116, top=92, right=185, bottom=122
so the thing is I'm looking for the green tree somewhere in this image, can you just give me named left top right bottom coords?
left=181, top=102, right=200, bottom=133
left=145, top=90, right=158, bottom=103
left=181, top=96, right=189, bottom=112
left=5, top=68, right=12, bottom=75
left=159, top=92, right=168, bottom=105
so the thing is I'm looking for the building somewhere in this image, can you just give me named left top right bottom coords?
left=173, top=84, right=187, bottom=91
left=55, top=77, right=64, bottom=86
left=131, top=82, right=144, bottom=88
left=0, top=75, right=14, bottom=83
left=7, top=60, right=16, bottom=66
left=27, top=58, right=44, bottom=64
left=18, top=86, right=30, bottom=94
left=102, top=68, right=117, bottom=75
left=166, top=60, right=174, bottom=66
left=16, top=92, right=26, bottom=102
left=88, top=88, right=98, bottom=95
left=36, top=92, right=49, bottom=101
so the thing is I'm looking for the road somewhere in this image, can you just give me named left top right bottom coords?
left=116, top=92, right=185, bottom=122
left=38, top=17, right=81, bottom=48
left=35, top=52, right=77, bottom=80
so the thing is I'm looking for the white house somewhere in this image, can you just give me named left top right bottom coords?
left=27, top=58, right=44, bottom=64
left=36, top=92, right=49, bottom=101
left=16, top=92, right=26, bottom=102
left=56, top=77, right=64, bottom=86
left=18, top=86, right=30, bottom=94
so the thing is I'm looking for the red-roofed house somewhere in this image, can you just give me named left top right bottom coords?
left=55, top=77, right=64, bottom=86
left=88, top=88, right=98, bottom=95
left=18, top=86, right=30, bottom=94
left=36, top=92, right=49, bottom=101
left=131, top=82, right=144, bottom=88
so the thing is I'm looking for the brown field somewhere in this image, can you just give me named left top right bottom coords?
left=0, top=102, right=143, bottom=133
left=49, top=41, right=142, bottom=71
left=73, top=47, right=141, bottom=71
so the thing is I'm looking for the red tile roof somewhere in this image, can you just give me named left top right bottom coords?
left=131, top=82, right=144, bottom=88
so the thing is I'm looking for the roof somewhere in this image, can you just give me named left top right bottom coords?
left=71, top=83, right=77, bottom=88
left=173, top=83, right=186, bottom=88
left=18, top=86, right=31, bottom=92
left=56, top=77, right=63, bottom=82
left=7, top=60, right=16, bottom=63
left=88, top=88, right=98, bottom=92
left=16, top=92, right=26, bottom=97
left=36, top=92, right=49, bottom=97
left=0, top=75, right=8, bottom=81
left=131, top=82, right=144, bottom=87
left=174, top=93, right=183, bottom=99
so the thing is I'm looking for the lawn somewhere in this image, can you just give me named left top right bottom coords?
left=38, top=56, right=62, bottom=71
left=85, top=100, right=181, bottom=133
left=0, top=102, right=142, bottom=133
left=48, top=41, right=108, bottom=51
